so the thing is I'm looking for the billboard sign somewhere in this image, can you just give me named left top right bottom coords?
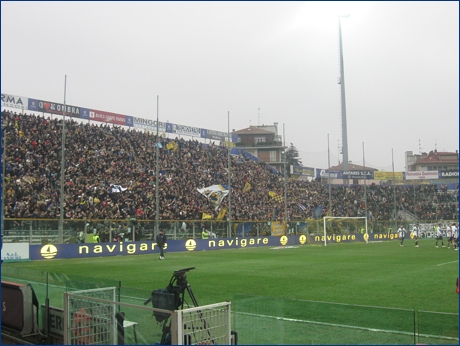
left=169, top=123, right=201, bottom=137
left=373, top=171, right=404, bottom=180
left=89, top=109, right=128, bottom=126
left=1, top=93, right=28, bottom=109
left=292, top=166, right=315, bottom=176
left=441, top=170, right=458, bottom=178
left=133, top=117, right=167, bottom=131
left=341, top=170, right=374, bottom=179
left=405, top=171, right=439, bottom=180
left=28, top=98, right=88, bottom=119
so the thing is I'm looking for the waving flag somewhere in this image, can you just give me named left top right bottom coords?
left=313, top=206, right=323, bottom=219
left=202, top=212, right=213, bottom=220
left=197, top=184, right=229, bottom=209
left=216, top=208, right=227, bottom=220
left=268, top=191, right=283, bottom=203
left=166, top=141, right=178, bottom=151
left=110, top=184, right=128, bottom=193
left=297, top=204, right=307, bottom=211
left=243, top=182, right=252, bottom=193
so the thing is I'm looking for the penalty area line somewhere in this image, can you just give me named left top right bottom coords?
left=436, top=260, right=459, bottom=266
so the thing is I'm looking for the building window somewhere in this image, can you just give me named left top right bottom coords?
left=270, top=151, right=276, bottom=162
left=255, top=137, right=265, bottom=144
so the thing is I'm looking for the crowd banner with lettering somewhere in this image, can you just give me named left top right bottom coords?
left=405, top=171, right=439, bottom=180
left=1, top=93, right=28, bottom=109
left=373, top=171, right=404, bottom=180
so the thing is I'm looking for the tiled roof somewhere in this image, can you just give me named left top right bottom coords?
left=416, top=151, right=459, bottom=164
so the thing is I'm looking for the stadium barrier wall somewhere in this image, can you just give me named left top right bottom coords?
left=4, top=218, right=451, bottom=244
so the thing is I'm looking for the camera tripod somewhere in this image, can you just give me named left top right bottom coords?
left=145, top=267, right=214, bottom=345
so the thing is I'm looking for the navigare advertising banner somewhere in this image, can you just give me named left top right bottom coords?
left=27, top=233, right=385, bottom=260
left=405, top=171, right=439, bottom=180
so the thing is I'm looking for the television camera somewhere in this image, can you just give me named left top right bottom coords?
left=144, top=267, right=206, bottom=344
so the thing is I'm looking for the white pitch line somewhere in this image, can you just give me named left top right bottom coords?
left=233, top=311, right=459, bottom=341
left=436, top=260, right=459, bottom=266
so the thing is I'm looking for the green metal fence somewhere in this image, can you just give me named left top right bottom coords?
left=232, top=295, right=459, bottom=344
left=2, top=268, right=458, bottom=345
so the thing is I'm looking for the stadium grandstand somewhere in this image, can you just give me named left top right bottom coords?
left=1, top=109, right=458, bottom=242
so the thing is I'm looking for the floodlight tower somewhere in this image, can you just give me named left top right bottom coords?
left=338, top=14, right=350, bottom=178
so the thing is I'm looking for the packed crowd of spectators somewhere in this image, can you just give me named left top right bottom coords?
left=2, top=110, right=458, bottom=226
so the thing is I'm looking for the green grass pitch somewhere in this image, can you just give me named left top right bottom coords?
left=3, top=238, right=459, bottom=344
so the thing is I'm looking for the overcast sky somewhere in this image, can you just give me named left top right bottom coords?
left=2, top=1, right=458, bottom=172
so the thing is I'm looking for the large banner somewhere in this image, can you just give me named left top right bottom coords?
left=89, top=109, right=133, bottom=126
left=1, top=93, right=28, bottom=110
left=27, top=233, right=381, bottom=260
left=341, top=170, right=374, bottom=179
left=133, top=118, right=167, bottom=132
left=1, top=243, right=30, bottom=261
left=166, top=123, right=201, bottom=137
left=373, top=171, right=404, bottom=180
left=3, top=92, right=235, bottom=142
left=292, top=166, right=315, bottom=176
left=316, top=169, right=374, bottom=180
left=28, top=98, right=90, bottom=120
left=405, top=171, right=439, bottom=180
left=316, top=169, right=341, bottom=179
left=201, top=129, right=229, bottom=142
left=440, top=170, right=458, bottom=178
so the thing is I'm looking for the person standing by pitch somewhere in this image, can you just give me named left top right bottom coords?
left=156, top=229, right=167, bottom=260
left=435, top=223, right=445, bottom=248
left=397, top=225, right=407, bottom=246
left=412, top=223, right=420, bottom=247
